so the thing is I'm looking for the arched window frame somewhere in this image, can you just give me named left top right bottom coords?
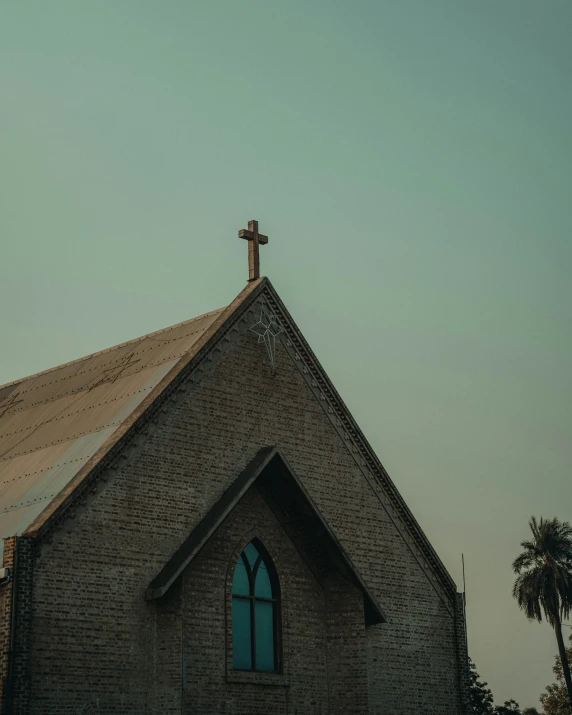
left=230, top=537, right=282, bottom=673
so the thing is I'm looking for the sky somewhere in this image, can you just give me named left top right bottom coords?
left=1, top=0, right=571, bottom=708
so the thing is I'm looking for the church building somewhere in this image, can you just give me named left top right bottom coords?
left=0, top=222, right=469, bottom=714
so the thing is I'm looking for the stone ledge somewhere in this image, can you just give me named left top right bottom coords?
left=226, top=670, right=290, bottom=687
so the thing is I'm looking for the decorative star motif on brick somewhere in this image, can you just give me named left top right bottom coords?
left=0, top=392, right=24, bottom=419
left=88, top=352, right=141, bottom=391
left=249, top=308, right=283, bottom=375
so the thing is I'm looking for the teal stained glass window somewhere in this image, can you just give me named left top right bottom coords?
left=231, top=540, right=280, bottom=672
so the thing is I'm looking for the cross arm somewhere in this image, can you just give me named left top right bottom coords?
left=238, top=229, right=269, bottom=244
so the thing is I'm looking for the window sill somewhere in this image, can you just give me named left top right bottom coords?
left=226, top=670, right=289, bottom=687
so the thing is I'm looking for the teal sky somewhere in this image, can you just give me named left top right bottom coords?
left=1, top=1, right=571, bottom=707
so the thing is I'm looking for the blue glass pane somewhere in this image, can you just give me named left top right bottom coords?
left=243, top=542, right=259, bottom=569
left=255, top=600, right=275, bottom=672
left=232, top=598, right=252, bottom=670
left=255, top=560, right=273, bottom=598
left=232, top=557, right=250, bottom=596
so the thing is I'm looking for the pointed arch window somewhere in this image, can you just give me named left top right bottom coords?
left=231, top=539, right=280, bottom=672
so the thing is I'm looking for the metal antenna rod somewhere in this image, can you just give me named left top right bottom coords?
left=462, top=554, right=467, bottom=610
left=462, top=553, right=470, bottom=681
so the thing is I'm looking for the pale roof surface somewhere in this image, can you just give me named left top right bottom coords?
left=0, top=307, right=224, bottom=557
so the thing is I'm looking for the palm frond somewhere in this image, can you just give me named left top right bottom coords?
left=512, top=517, right=572, bottom=626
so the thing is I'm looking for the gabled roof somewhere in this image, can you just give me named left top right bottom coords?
left=0, top=281, right=261, bottom=556
left=146, top=446, right=387, bottom=626
left=0, top=276, right=457, bottom=607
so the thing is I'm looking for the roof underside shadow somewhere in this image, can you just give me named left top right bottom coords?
left=145, top=446, right=387, bottom=626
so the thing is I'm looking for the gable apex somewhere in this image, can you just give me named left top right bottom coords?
left=146, top=446, right=387, bottom=626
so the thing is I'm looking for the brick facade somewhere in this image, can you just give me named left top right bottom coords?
left=0, top=537, right=35, bottom=715
left=1, top=296, right=469, bottom=714
left=0, top=538, right=16, bottom=713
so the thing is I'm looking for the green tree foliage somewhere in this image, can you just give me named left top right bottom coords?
left=540, top=632, right=572, bottom=715
left=469, top=659, right=541, bottom=714
left=470, top=658, right=494, bottom=714
left=494, top=700, right=521, bottom=714
left=513, top=517, right=572, bottom=712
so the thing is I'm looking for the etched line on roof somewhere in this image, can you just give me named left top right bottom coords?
left=0, top=418, right=124, bottom=463
left=1, top=456, right=87, bottom=485
left=87, top=352, right=142, bottom=392
left=0, top=493, right=54, bottom=515
left=0, top=392, right=24, bottom=419
left=0, top=328, right=213, bottom=416
left=0, top=384, right=156, bottom=441
left=0, top=307, right=225, bottom=392
left=5, top=352, right=189, bottom=416
left=0, top=391, right=86, bottom=462
left=144, top=327, right=209, bottom=344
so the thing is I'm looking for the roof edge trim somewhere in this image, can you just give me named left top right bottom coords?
left=262, top=281, right=459, bottom=601
left=145, top=445, right=277, bottom=600
left=145, top=446, right=387, bottom=625
left=23, top=278, right=267, bottom=538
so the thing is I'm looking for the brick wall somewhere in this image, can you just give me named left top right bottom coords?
left=180, top=486, right=353, bottom=715
left=24, top=321, right=466, bottom=714
left=0, top=537, right=16, bottom=714
left=0, top=537, right=35, bottom=715
left=325, top=571, right=368, bottom=715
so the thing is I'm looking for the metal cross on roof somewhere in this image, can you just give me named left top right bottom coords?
left=238, top=219, right=268, bottom=282
left=249, top=307, right=283, bottom=375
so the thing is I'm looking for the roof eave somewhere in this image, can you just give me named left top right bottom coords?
left=23, top=278, right=268, bottom=540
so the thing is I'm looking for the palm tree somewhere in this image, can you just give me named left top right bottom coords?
left=512, top=516, right=572, bottom=711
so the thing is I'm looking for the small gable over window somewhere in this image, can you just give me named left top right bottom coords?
left=146, top=447, right=386, bottom=626
left=231, top=539, right=280, bottom=672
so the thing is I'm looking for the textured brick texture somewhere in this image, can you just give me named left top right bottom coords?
left=0, top=538, right=16, bottom=712
left=3, top=318, right=468, bottom=714
left=0, top=537, right=35, bottom=715
left=182, top=487, right=355, bottom=715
